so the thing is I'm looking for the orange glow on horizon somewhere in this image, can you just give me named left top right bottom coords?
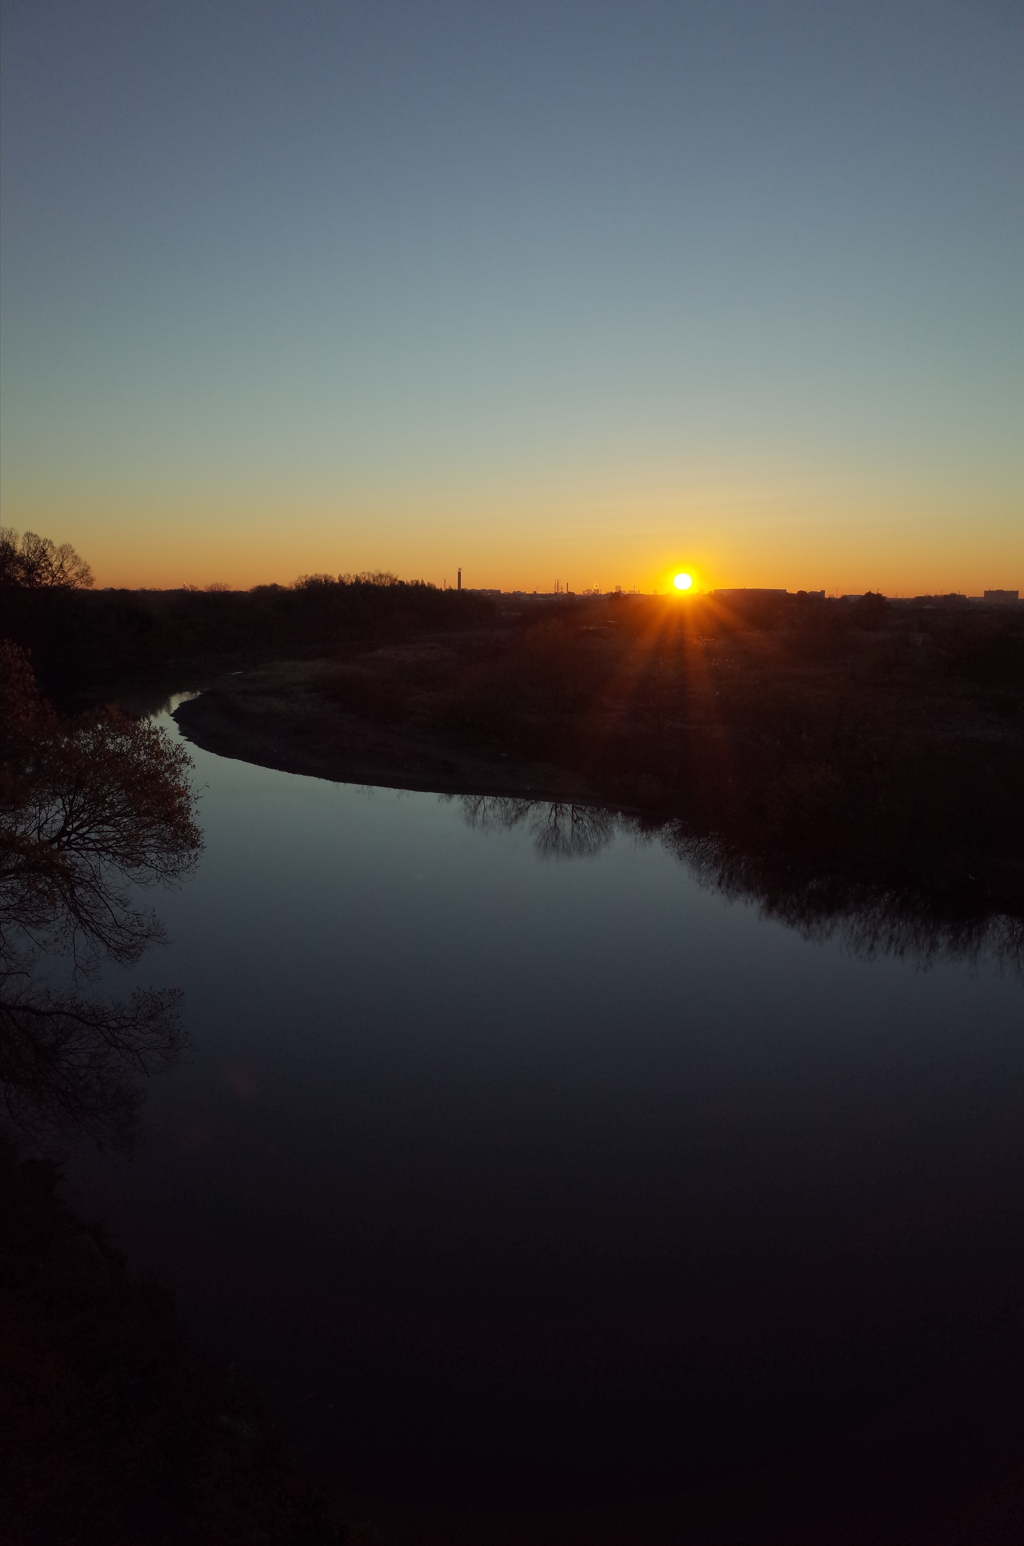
left=3, top=482, right=1020, bottom=600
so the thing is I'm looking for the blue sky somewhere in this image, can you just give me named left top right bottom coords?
left=2, top=0, right=1021, bottom=591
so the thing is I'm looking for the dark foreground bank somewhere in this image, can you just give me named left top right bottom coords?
left=0, top=1137, right=352, bottom=1546
left=6, top=1126, right=1023, bottom=1546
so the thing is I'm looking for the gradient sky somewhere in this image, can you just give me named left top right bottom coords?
left=2, top=1, right=1021, bottom=593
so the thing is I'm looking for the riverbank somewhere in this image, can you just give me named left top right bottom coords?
left=174, top=654, right=603, bottom=807
left=173, top=594, right=1024, bottom=930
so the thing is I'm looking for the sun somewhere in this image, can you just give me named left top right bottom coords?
left=673, top=572, right=693, bottom=592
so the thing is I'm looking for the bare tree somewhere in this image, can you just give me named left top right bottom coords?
left=0, top=527, right=94, bottom=590
left=0, top=643, right=202, bottom=1146
left=0, top=527, right=22, bottom=588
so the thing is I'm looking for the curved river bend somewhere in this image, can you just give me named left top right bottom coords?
left=70, top=703, right=1024, bottom=1506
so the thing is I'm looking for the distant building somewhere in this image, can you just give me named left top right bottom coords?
left=712, top=588, right=787, bottom=598
left=910, top=594, right=971, bottom=608
left=984, top=589, right=1019, bottom=605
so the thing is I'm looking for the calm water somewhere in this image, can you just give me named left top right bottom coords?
left=70, top=705, right=1024, bottom=1503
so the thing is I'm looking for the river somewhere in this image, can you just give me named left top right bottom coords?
left=68, top=701, right=1024, bottom=1508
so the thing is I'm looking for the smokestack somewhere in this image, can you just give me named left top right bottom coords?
left=457, top=568, right=462, bottom=591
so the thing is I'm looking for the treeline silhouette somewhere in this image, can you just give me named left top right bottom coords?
left=0, top=530, right=494, bottom=706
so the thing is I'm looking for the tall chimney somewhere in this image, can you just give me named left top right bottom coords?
left=457, top=568, right=462, bottom=591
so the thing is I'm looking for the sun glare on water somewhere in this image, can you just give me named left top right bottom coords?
left=673, top=572, right=693, bottom=592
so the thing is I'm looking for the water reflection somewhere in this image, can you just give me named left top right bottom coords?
left=457, top=794, right=617, bottom=860
left=664, top=822, right=1024, bottom=971
left=455, top=795, right=1023, bottom=972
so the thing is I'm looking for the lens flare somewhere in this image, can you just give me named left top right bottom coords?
left=673, top=572, right=693, bottom=591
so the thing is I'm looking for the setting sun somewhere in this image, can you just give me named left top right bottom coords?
left=673, top=572, right=693, bottom=592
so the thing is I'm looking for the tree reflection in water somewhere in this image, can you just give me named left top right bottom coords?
left=459, top=794, right=618, bottom=860
left=0, top=643, right=203, bottom=1147
left=457, top=795, right=1023, bottom=972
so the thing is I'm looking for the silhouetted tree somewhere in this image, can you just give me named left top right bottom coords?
left=0, top=527, right=94, bottom=590
left=0, top=643, right=202, bottom=1145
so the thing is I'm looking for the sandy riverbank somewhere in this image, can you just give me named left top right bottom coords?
left=174, top=654, right=608, bottom=807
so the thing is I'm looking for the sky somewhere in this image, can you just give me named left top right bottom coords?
left=1, top=0, right=1022, bottom=594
